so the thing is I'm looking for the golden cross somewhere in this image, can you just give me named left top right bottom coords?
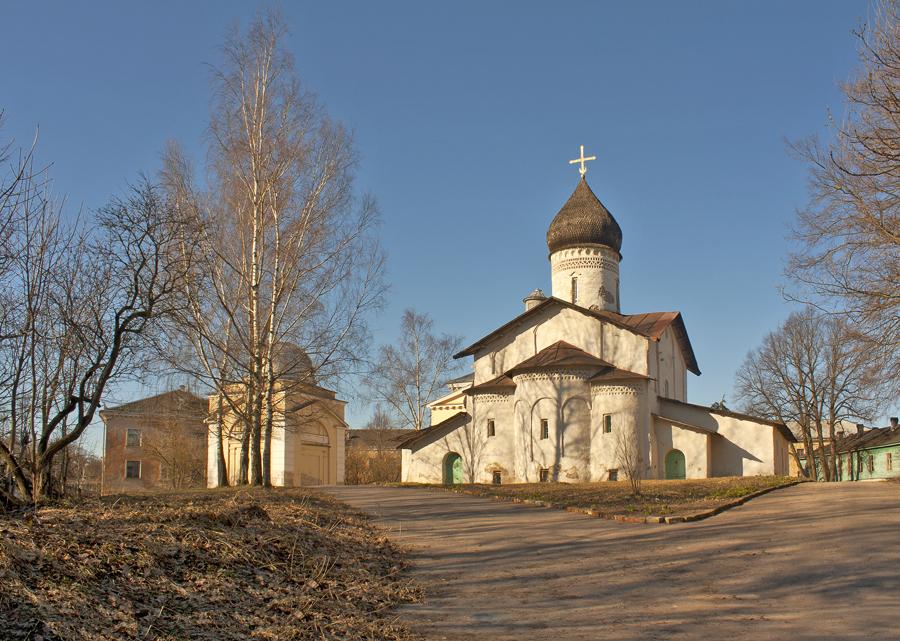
left=568, top=144, right=596, bottom=176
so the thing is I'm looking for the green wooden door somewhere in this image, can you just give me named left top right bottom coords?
left=665, top=449, right=686, bottom=480
left=444, top=453, right=463, bottom=484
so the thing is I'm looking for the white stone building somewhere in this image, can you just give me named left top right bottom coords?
left=399, top=175, right=795, bottom=484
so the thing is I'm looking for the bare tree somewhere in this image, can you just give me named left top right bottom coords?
left=788, top=3, right=900, bottom=354
left=615, top=426, right=643, bottom=495
left=160, top=11, right=384, bottom=487
left=344, top=406, right=402, bottom=484
left=0, top=168, right=195, bottom=503
left=734, top=307, right=891, bottom=481
left=141, top=418, right=207, bottom=489
left=365, top=309, right=463, bottom=431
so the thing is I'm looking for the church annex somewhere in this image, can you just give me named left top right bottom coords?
left=399, top=154, right=795, bottom=484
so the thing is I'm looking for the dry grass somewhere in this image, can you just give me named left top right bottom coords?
left=422, top=476, right=796, bottom=518
left=0, top=488, right=422, bottom=641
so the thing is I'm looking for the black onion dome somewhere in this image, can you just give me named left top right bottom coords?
left=546, top=176, right=622, bottom=254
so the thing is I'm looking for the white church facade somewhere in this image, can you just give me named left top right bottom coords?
left=399, top=158, right=794, bottom=484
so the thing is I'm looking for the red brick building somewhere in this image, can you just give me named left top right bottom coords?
left=99, top=389, right=208, bottom=494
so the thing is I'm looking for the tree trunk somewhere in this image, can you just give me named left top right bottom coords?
left=215, top=394, right=228, bottom=487
left=814, top=420, right=831, bottom=482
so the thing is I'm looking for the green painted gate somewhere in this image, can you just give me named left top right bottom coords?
left=443, top=453, right=463, bottom=484
left=665, top=449, right=686, bottom=480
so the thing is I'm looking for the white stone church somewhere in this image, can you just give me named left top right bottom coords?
left=399, top=159, right=794, bottom=484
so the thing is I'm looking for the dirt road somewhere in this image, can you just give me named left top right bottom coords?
left=325, top=482, right=899, bottom=641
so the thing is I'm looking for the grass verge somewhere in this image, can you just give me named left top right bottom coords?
left=0, top=488, right=421, bottom=641
left=412, top=476, right=798, bottom=521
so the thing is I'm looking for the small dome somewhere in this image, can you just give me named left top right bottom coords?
left=546, top=176, right=622, bottom=254
left=272, top=343, right=315, bottom=383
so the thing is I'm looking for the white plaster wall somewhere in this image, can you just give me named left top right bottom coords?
left=512, top=372, right=593, bottom=482
left=402, top=414, right=496, bottom=484
left=206, top=421, right=219, bottom=488
left=473, top=306, right=649, bottom=383
left=590, top=382, right=648, bottom=480
left=468, top=394, right=516, bottom=482
left=550, top=246, right=620, bottom=312
left=271, top=416, right=288, bottom=486
left=658, top=400, right=784, bottom=476
left=335, top=425, right=345, bottom=484
left=652, top=328, right=688, bottom=402
left=653, top=418, right=710, bottom=479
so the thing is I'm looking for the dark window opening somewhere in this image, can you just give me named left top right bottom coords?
left=125, top=460, right=141, bottom=479
left=540, top=419, right=549, bottom=439
left=603, top=415, right=612, bottom=434
left=487, top=419, right=495, bottom=437
left=539, top=468, right=550, bottom=482
left=608, top=468, right=619, bottom=481
left=492, top=471, right=502, bottom=485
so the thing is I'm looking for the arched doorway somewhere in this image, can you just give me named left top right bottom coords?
left=443, top=452, right=463, bottom=484
left=665, top=449, right=686, bottom=480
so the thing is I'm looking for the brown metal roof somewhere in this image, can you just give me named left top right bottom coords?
left=588, top=366, right=651, bottom=383
left=395, top=412, right=470, bottom=450
left=506, top=340, right=613, bottom=376
left=836, top=425, right=900, bottom=453
left=454, top=297, right=700, bottom=375
left=464, top=374, right=516, bottom=395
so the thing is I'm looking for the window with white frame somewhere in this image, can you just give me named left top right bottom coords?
left=125, top=460, right=141, bottom=479
left=126, top=428, right=141, bottom=447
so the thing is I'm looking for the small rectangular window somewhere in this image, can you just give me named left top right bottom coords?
left=887, top=453, right=893, bottom=471
left=867, top=454, right=875, bottom=473
left=540, top=419, right=549, bottom=440
left=571, top=276, right=578, bottom=304
left=487, top=419, right=495, bottom=437
left=796, top=447, right=805, bottom=458
left=126, top=428, right=141, bottom=447
left=608, top=468, right=619, bottom=481
left=492, top=471, right=502, bottom=485
left=539, top=468, right=550, bottom=482
left=603, top=415, right=612, bottom=434
left=125, top=460, right=141, bottom=479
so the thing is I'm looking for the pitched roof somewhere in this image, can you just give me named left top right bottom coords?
left=661, top=398, right=797, bottom=442
left=505, top=340, right=613, bottom=376
left=464, top=374, right=517, bottom=395
left=347, top=428, right=415, bottom=450
left=837, top=426, right=900, bottom=453
left=588, top=365, right=652, bottom=383
left=445, top=371, right=475, bottom=385
left=454, top=296, right=700, bottom=375
left=99, top=389, right=207, bottom=419
left=395, top=412, right=470, bottom=450
left=546, top=177, right=622, bottom=254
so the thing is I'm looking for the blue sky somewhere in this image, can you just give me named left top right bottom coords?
left=1, top=1, right=877, bottom=447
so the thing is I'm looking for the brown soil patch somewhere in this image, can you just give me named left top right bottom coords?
left=0, top=488, right=421, bottom=640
